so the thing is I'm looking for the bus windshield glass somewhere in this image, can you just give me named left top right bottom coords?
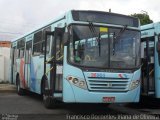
left=69, top=24, right=140, bottom=69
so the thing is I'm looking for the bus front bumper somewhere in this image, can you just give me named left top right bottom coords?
left=63, top=83, right=140, bottom=103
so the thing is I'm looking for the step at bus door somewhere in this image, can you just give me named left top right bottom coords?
left=25, top=41, right=32, bottom=89
left=44, top=28, right=64, bottom=96
left=141, top=37, right=155, bottom=96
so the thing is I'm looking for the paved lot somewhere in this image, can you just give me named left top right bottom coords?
left=0, top=90, right=160, bottom=120
left=0, top=92, right=127, bottom=120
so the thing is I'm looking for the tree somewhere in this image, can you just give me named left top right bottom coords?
left=130, top=12, right=153, bottom=25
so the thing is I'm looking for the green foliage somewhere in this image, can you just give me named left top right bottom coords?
left=130, top=13, right=153, bottom=25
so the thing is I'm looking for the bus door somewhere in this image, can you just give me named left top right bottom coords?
left=44, top=27, right=65, bottom=96
left=141, top=36, right=155, bottom=96
left=25, top=41, right=32, bottom=89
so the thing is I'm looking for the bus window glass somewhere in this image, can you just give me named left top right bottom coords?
left=25, top=41, right=32, bottom=63
left=110, top=29, right=140, bottom=68
left=42, top=26, right=51, bottom=54
left=17, top=38, right=25, bottom=58
left=33, top=31, right=43, bottom=55
left=69, top=25, right=140, bottom=69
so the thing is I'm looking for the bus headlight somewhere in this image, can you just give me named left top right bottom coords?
left=72, top=78, right=79, bottom=84
left=129, top=80, right=140, bottom=90
left=67, top=76, right=87, bottom=90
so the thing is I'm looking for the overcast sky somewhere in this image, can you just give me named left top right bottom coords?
left=0, top=0, right=159, bottom=40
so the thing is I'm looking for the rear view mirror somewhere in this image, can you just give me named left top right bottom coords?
left=54, top=27, right=69, bottom=46
left=156, top=41, right=160, bottom=53
left=63, top=32, right=69, bottom=46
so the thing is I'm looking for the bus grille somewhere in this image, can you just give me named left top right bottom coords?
left=87, top=77, right=130, bottom=92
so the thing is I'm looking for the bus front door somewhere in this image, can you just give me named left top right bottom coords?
left=44, top=28, right=64, bottom=97
left=141, top=37, right=155, bottom=96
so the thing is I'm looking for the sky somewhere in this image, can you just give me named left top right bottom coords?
left=0, top=0, right=159, bottom=40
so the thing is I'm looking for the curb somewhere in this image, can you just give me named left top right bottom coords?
left=0, top=89, right=16, bottom=93
left=0, top=84, right=16, bottom=93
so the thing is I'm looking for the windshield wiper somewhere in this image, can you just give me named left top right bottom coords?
left=88, top=22, right=101, bottom=56
left=113, top=25, right=127, bottom=55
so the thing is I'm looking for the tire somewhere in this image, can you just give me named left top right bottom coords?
left=43, top=94, right=54, bottom=109
left=16, top=75, right=25, bottom=95
left=41, top=79, right=58, bottom=109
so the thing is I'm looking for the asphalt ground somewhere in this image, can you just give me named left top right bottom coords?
left=0, top=84, right=160, bottom=120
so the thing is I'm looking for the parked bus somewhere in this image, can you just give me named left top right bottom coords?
left=10, top=10, right=141, bottom=108
left=141, top=22, right=160, bottom=98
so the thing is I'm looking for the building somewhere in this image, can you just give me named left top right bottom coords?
left=0, top=41, right=11, bottom=48
left=0, top=41, right=11, bottom=82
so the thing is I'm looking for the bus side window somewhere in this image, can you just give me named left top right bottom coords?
left=17, top=38, right=25, bottom=58
left=25, top=41, right=32, bottom=64
left=33, top=31, right=43, bottom=55
left=56, top=35, right=64, bottom=60
left=42, top=26, right=51, bottom=54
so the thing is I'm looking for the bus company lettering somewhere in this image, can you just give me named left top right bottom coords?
left=91, top=73, right=105, bottom=78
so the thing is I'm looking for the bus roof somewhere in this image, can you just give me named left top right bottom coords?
left=141, top=23, right=154, bottom=31
left=12, top=10, right=140, bottom=43
left=141, top=22, right=160, bottom=31
left=141, top=22, right=160, bottom=38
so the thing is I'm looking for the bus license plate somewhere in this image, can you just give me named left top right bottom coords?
left=103, top=97, right=115, bottom=103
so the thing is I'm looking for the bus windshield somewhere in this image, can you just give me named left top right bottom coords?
left=69, top=24, right=140, bottom=69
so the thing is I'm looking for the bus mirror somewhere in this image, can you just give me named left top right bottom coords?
left=156, top=41, right=160, bottom=53
left=63, top=32, right=69, bottom=46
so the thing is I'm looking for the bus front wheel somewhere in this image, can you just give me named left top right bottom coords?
left=41, top=80, right=58, bottom=109
left=43, top=92, right=60, bottom=109
left=43, top=95, right=54, bottom=109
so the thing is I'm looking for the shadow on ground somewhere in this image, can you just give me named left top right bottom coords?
left=126, top=96, right=160, bottom=110
left=24, top=90, right=123, bottom=115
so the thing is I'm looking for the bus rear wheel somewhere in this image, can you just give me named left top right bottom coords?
left=16, top=76, right=25, bottom=95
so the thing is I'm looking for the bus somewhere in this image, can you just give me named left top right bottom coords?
left=141, top=22, right=160, bottom=98
left=10, top=10, right=141, bottom=108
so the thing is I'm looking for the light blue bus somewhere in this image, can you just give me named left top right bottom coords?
left=141, top=22, right=160, bottom=98
left=10, top=10, right=141, bottom=108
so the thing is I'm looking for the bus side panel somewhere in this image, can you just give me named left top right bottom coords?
left=16, top=55, right=44, bottom=94
left=16, top=58, right=25, bottom=88
left=29, top=56, right=44, bottom=94
left=24, top=64, right=30, bottom=89
left=154, top=36, right=160, bottom=98
left=63, top=47, right=76, bottom=102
